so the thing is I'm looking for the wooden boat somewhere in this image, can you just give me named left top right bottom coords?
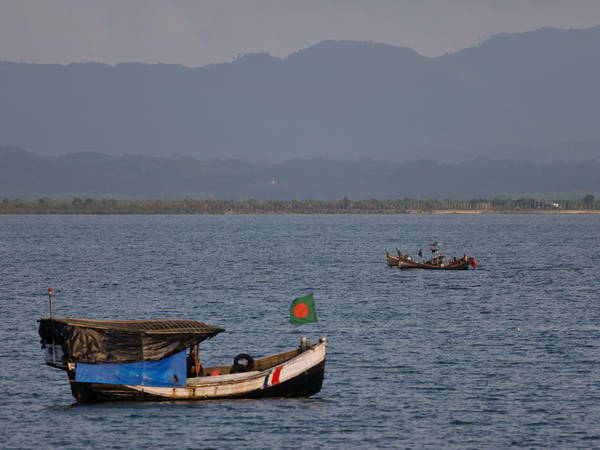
left=399, top=257, right=477, bottom=270
left=38, top=317, right=326, bottom=403
left=385, top=250, right=400, bottom=266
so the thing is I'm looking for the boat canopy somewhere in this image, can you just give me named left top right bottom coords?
left=38, top=318, right=225, bottom=364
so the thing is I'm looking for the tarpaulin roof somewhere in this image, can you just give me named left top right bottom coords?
left=38, top=318, right=224, bottom=364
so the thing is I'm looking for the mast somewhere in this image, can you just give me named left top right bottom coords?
left=48, top=288, right=56, bottom=365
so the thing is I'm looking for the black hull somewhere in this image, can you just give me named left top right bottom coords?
left=69, top=360, right=326, bottom=403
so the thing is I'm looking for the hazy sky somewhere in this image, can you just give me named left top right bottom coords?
left=1, top=0, right=600, bottom=67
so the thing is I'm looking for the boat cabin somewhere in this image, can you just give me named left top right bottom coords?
left=38, top=317, right=326, bottom=402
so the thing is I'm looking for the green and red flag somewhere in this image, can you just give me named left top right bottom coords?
left=290, top=293, right=318, bottom=325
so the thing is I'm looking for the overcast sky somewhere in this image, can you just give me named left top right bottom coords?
left=1, top=0, right=600, bottom=67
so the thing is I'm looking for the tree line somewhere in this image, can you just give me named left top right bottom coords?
left=0, top=196, right=598, bottom=214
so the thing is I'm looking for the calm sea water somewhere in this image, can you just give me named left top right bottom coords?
left=1, top=214, right=600, bottom=449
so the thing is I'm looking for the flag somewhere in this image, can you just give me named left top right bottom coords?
left=290, top=293, right=318, bottom=324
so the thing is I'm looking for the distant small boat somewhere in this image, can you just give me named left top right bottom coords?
left=38, top=317, right=326, bottom=403
left=386, top=249, right=478, bottom=270
left=398, top=258, right=475, bottom=270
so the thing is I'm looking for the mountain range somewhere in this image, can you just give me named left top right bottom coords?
left=1, top=26, right=600, bottom=163
left=1, top=146, right=598, bottom=200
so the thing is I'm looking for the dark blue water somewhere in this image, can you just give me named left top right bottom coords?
left=1, top=214, right=600, bottom=449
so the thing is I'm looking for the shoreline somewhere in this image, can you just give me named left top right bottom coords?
left=2, top=198, right=598, bottom=215
left=1, top=209, right=599, bottom=215
left=414, top=209, right=600, bottom=215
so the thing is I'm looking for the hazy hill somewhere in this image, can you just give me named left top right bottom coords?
left=1, top=26, right=600, bottom=163
left=1, top=147, right=598, bottom=200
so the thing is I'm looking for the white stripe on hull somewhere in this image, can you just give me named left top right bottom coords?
left=124, top=341, right=326, bottom=400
